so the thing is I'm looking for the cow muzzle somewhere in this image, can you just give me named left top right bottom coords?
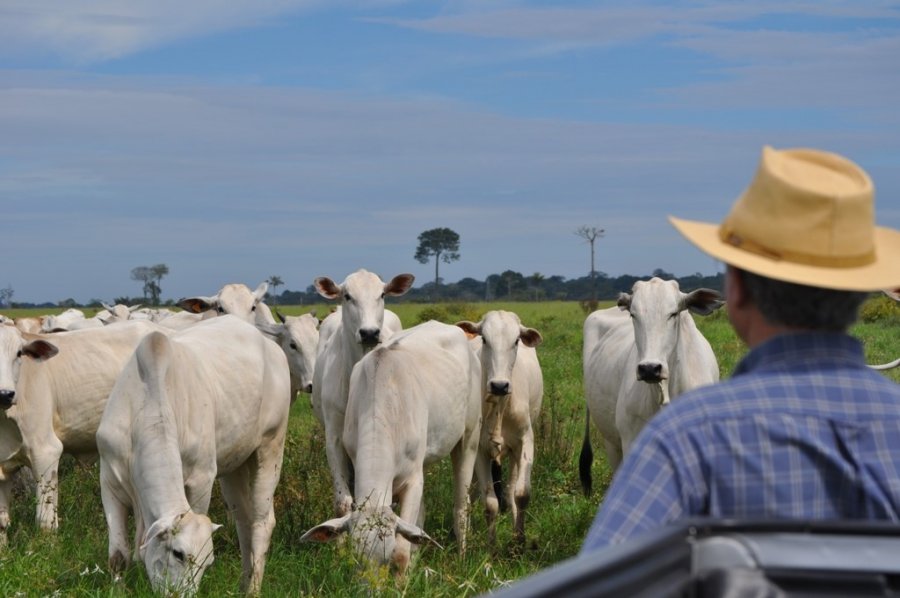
left=0, top=389, right=15, bottom=410
left=636, top=361, right=666, bottom=384
left=358, top=328, right=381, bottom=348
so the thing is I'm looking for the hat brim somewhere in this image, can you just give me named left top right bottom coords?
left=669, top=216, right=900, bottom=291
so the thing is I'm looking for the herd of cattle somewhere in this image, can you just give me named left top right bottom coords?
left=0, top=272, right=896, bottom=595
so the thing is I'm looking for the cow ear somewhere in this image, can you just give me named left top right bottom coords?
left=385, top=274, right=415, bottom=297
left=256, top=322, right=282, bottom=341
left=395, top=518, right=442, bottom=549
left=315, top=277, right=341, bottom=300
left=519, top=327, right=543, bottom=348
left=177, top=296, right=215, bottom=314
left=253, top=282, right=269, bottom=303
left=682, top=288, right=724, bottom=316
left=300, top=515, right=352, bottom=543
left=141, top=516, right=175, bottom=552
left=616, top=293, right=632, bottom=311
left=274, top=308, right=287, bottom=324
left=22, top=339, right=59, bottom=362
left=455, top=321, right=481, bottom=337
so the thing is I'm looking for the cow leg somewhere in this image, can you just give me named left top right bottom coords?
left=473, top=449, right=499, bottom=546
left=222, top=446, right=282, bottom=595
left=449, top=436, right=478, bottom=555
left=28, top=437, right=63, bottom=531
left=393, top=475, right=424, bottom=576
left=0, top=476, right=13, bottom=547
left=99, top=463, right=131, bottom=576
left=511, top=428, right=534, bottom=544
left=324, top=418, right=353, bottom=517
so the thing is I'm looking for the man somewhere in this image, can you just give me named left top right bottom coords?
left=582, top=146, right=900, bottom=551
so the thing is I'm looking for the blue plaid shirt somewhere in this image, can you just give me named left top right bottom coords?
left=582, top=332, right=900, bottom=552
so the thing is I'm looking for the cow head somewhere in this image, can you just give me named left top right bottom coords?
left=301, top=504, right=439, bottom=574
left=258, top=310, right=320, bottom=396
left=618, top=278, right=723, bottom=387
left=177, top=282, right=268, bottom=325
left=456, top=311, right=542, bottom=458
left=314, top=270, right=414, bottom=349
left=0, top=326, right=58, bottom=410
left=140, top=511, right=221, bottom=597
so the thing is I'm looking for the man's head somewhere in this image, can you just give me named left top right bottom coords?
left=670, top=146, right=900, bottom=343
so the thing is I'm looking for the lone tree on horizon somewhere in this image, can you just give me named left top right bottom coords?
left=414, top=227, right=460, bottom=296
left=267, top=275, right=284, bottom=305
left=575, top=225, right=604, bottom=302
left=131, top=263, right=169, bottom=305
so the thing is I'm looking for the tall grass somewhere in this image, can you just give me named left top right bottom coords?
left=0, top=299, right=897, bottom=595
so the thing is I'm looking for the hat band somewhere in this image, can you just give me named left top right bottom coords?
left=718, top=226, right=876, bottom=268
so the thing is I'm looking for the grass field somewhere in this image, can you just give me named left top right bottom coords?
left=0, top=299, right=897, bottom=596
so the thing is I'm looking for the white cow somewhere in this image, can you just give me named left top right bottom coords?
left=580, top=277, right=723, bottom=495
left=301, top=320, right=482, bottom=574
left=99, top=302, right=144, bottom=323
left=0, top=321, right=158, bottom=542
left=14, top=317, right=43, bottom=334
left=176, top=282, right=270, bottom=326
left=263, top=309, right=320, bottom=397
left=456, top=310, right=543, bottom=545
left=311, top=269, right=414, bottom=516
left=41, top=308, right=86, bottom=332
left=97, top=316, right=291, bottom=596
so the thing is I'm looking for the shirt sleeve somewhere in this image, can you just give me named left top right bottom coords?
left=580, top=426, right=688, bottom=553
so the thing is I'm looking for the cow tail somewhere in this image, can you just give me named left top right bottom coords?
left=579, top=406, right=593, bottom=497
left=136, top=331, right=172, bottom=406
left=492, top=461, right=507, bottom=513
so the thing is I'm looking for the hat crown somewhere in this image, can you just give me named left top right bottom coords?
left=719, top=146, right=875, bottom=267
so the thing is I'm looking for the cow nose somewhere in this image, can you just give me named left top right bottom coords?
left=489, top=381, right=510, bottom=396
left=359, top=328, right=381, bottom=346
left=636, top=362, right=663, bottom=383
left=0, top=389, right=15, bottom=409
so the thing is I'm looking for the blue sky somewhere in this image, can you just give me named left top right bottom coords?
left=2, top=1, right=899, bottom=304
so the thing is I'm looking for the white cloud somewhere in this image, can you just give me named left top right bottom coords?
left=0, top=0, right=327, bottom=63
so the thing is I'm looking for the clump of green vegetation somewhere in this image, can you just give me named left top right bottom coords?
left=415, top=303, right=484, bottom=325
left=859, top=293, right=900, bottom=324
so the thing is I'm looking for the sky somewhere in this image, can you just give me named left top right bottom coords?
left=2, top=1, right=899, bottom=304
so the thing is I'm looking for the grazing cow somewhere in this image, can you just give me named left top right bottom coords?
left=580, top=278, right=723, bottom=495
left=97, top=316, right=291, bottom=596
left=311, top=269, right=414, bottom=516
left=456, top=310, right=543, bottom=545
left=0, top=321, right=158, bottom=542
left=301, top=320, right=482, bottom=574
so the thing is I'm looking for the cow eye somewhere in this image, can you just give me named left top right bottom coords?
left=289, top=342, right=298, bottom=350
left=251, top=305, right=257, bottom=311
left=668, top=312, right=679, bottom=320
left=216, top=306, right=225, bottom=314
left=15, top=350, right=22, bottom=358
left=344, top=293, right=352, bottom=302
left=172, top=549, right=186, bottom=563
left=514, top=339, right=520, bottom=347
left=380, top=292, right=386, bottom=299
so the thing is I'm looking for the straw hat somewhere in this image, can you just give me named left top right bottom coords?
left=670, top=146, right=900, bottom=291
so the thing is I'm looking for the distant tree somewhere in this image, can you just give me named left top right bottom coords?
left=575, top=225, right=605, bottom=302
left=0, top=284, right=13, bottom=308
left=131, top=263, right=169, bottom=305
left=499, top=270, right=526, bottom=299
left=414, top=227, right=461, bottom=297
left=652, top=268, right=674, bottom=280
left=267, top=275, right=284, bottom=305
left=529, top=272, right=546, bottom=301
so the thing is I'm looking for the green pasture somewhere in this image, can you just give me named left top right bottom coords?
left=0, top=299, right=897, bottom=596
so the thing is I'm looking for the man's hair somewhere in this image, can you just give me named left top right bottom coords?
left=738, top=269, right=869, bottom=331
